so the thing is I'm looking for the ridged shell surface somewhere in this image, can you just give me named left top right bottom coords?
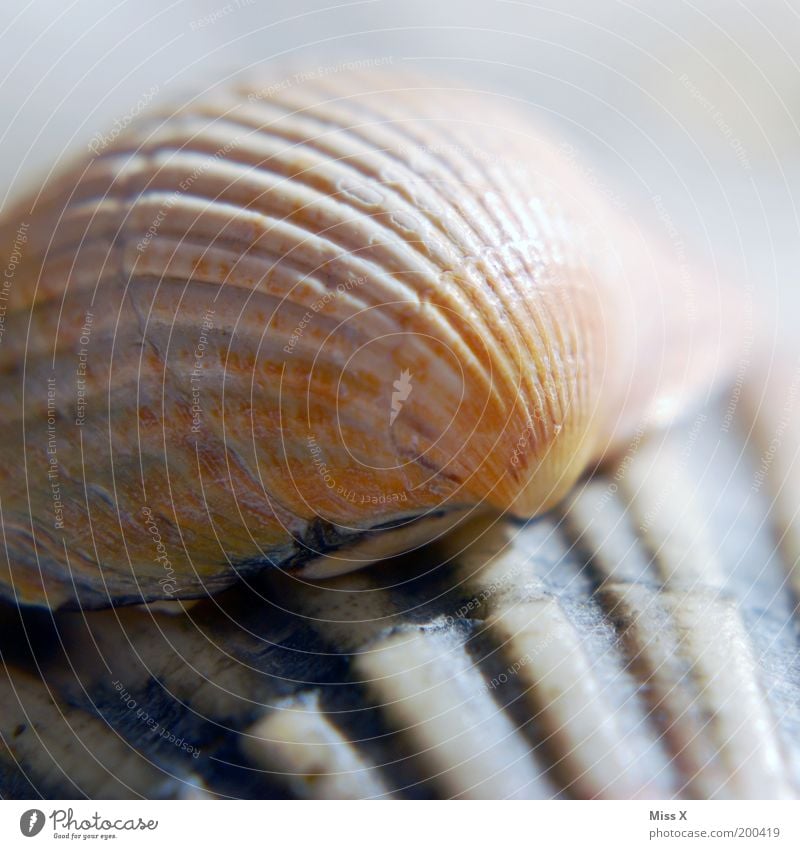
left=0, top=71, right=735, bottom=607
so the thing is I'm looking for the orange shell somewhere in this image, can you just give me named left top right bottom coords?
left=0, top=71, right=736, bottom=608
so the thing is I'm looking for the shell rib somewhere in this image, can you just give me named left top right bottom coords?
left=0, top=71, right=735, bottom=608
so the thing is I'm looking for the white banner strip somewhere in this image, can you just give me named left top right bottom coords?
left=1, top=800, right=797, bottom=848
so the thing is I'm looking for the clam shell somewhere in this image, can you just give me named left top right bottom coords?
left=1, top=388, right=797, bottom=799
left=0, top=71, right=736, bottom=608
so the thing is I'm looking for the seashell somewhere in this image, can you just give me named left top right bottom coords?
left=1, top=397, right=797, bottom=799
left=0, top=71, right=737, bottom=609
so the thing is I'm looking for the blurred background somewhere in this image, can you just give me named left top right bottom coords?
left=0, top=0, right=797, bottom=348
